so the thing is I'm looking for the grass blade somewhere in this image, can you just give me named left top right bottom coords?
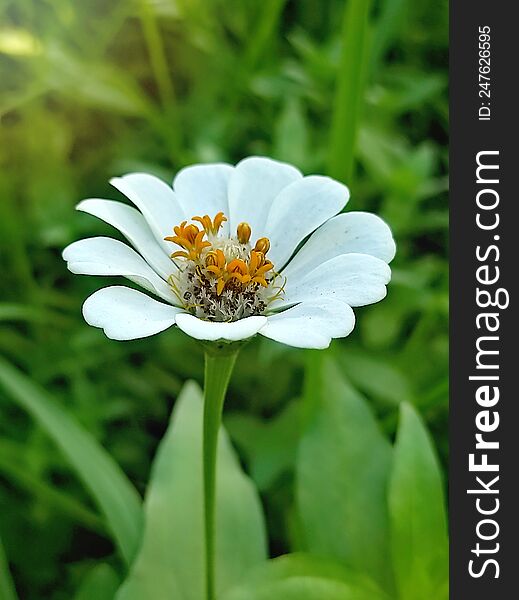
left=369, top=0, right=408, bottom=75
left=243, top=0, right=287, bottom=71
left=0, top=534, right=18, bottom=600
left=0, top=357, right=143, bottom=567
left=0, top=439, right=105, bottom=535
left=327, top=0, right=372, bottom=183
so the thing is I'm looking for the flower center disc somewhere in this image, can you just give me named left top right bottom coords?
left=165, top=213, right=284, bottom=321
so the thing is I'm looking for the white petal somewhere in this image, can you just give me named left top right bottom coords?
left=83, top=286, right=181, bottom=340
left=63, top=237, right=177, bottom=304
left=173, top=163, right=233, bottom=234
left=279, top=253, right=391, bottom=308
left=264, top=175, right=350, bottom=269
left=175, top=313, right=267, bottom=342
left=110, top=173, right=184, bottom=251
left=77, top=199, right=174, bottom=280
left=227, top=157, right=302, bottom=238
left=283, top=211, right=396, bottom=280
left=261, top=299, right=355, bottom=349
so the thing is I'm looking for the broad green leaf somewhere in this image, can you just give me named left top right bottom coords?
left=388, top=402, right=448, bottom=600
left=297, top=357, right=393, bottom=589
left=336, top=349, right=412, bottom=406
left=221, top=554, right=389, bottom=600
left=0, top=357, right=143, bottom=566
left=74, top=564, right=120, bottom=600
left=116, top=381, right=267, bottom=600
left=0, top=534, right=18, bottom=600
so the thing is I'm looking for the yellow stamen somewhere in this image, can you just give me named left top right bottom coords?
left=165, top=221, right=211, bottom=261
left=205, top=249, right=226, bottom=276
left=192, top=212, right=227, bottom=235
left=254, top=237, right=270, bottom=254
left=216, top=278, right=226, bottom=295
left=226, top=258, right=251, bottom=285
left=237, top=222, right=252, bottom=244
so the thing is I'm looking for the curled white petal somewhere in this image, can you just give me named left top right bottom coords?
left=77, top=199, right=174, bottom=279
left=265, top=175, right=350, bottom=269
left=63, top=236, right=177, bottom=303
left=175, top=313, right=267, bottom=342
left=173, top=163, right=233, bottom=234
left=261, top=299, right=355, bottom=349
left=110, top=173, right=185, bottom=251
left=283, top=211, right=396, bottom=280
left=279, top=253, right=391, bottom=308
left=83, top=286, right=181, bottom=340
left=227, top=156, right=302, bottom=238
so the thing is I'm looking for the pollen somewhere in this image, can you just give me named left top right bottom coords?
left=164, top=212, right=283, bottom=321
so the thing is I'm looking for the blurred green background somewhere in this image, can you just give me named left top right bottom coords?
left=0, top=0, right=448, bottom=598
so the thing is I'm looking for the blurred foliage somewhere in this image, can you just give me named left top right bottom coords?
left=0, top=0, right=447, bottom=597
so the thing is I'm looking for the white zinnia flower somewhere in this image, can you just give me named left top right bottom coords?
left=63, top=157, right=395, bottom=349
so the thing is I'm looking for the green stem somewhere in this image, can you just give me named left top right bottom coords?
left=202, top=349, right=239, bottom=600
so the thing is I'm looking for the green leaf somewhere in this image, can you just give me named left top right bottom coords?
left=388, top=402, right=448, bottom=600
left=336, top=349, right=412, bottom=407
left=116, top=381, right=267, bottom=600
left=221, top=554, right=389, bottom=600
left=297, top=356, right=393, bottom=590
left=0, top=357, right=143, bottom=567
left=74, top=564, right=120, bottom=600
left=0, top=534, right=18, bottom=600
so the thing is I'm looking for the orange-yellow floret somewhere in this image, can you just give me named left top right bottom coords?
left=165, top=212, right=276, bottom=298
left=164, top=221, right=211, bottom=260
left=223, top=252, right=273, bottom=293
left=227, top=258, right=251, bottom=285
left=247, top=251, right=274, bottom=287
left=205, top=249, right=226, bottom=273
